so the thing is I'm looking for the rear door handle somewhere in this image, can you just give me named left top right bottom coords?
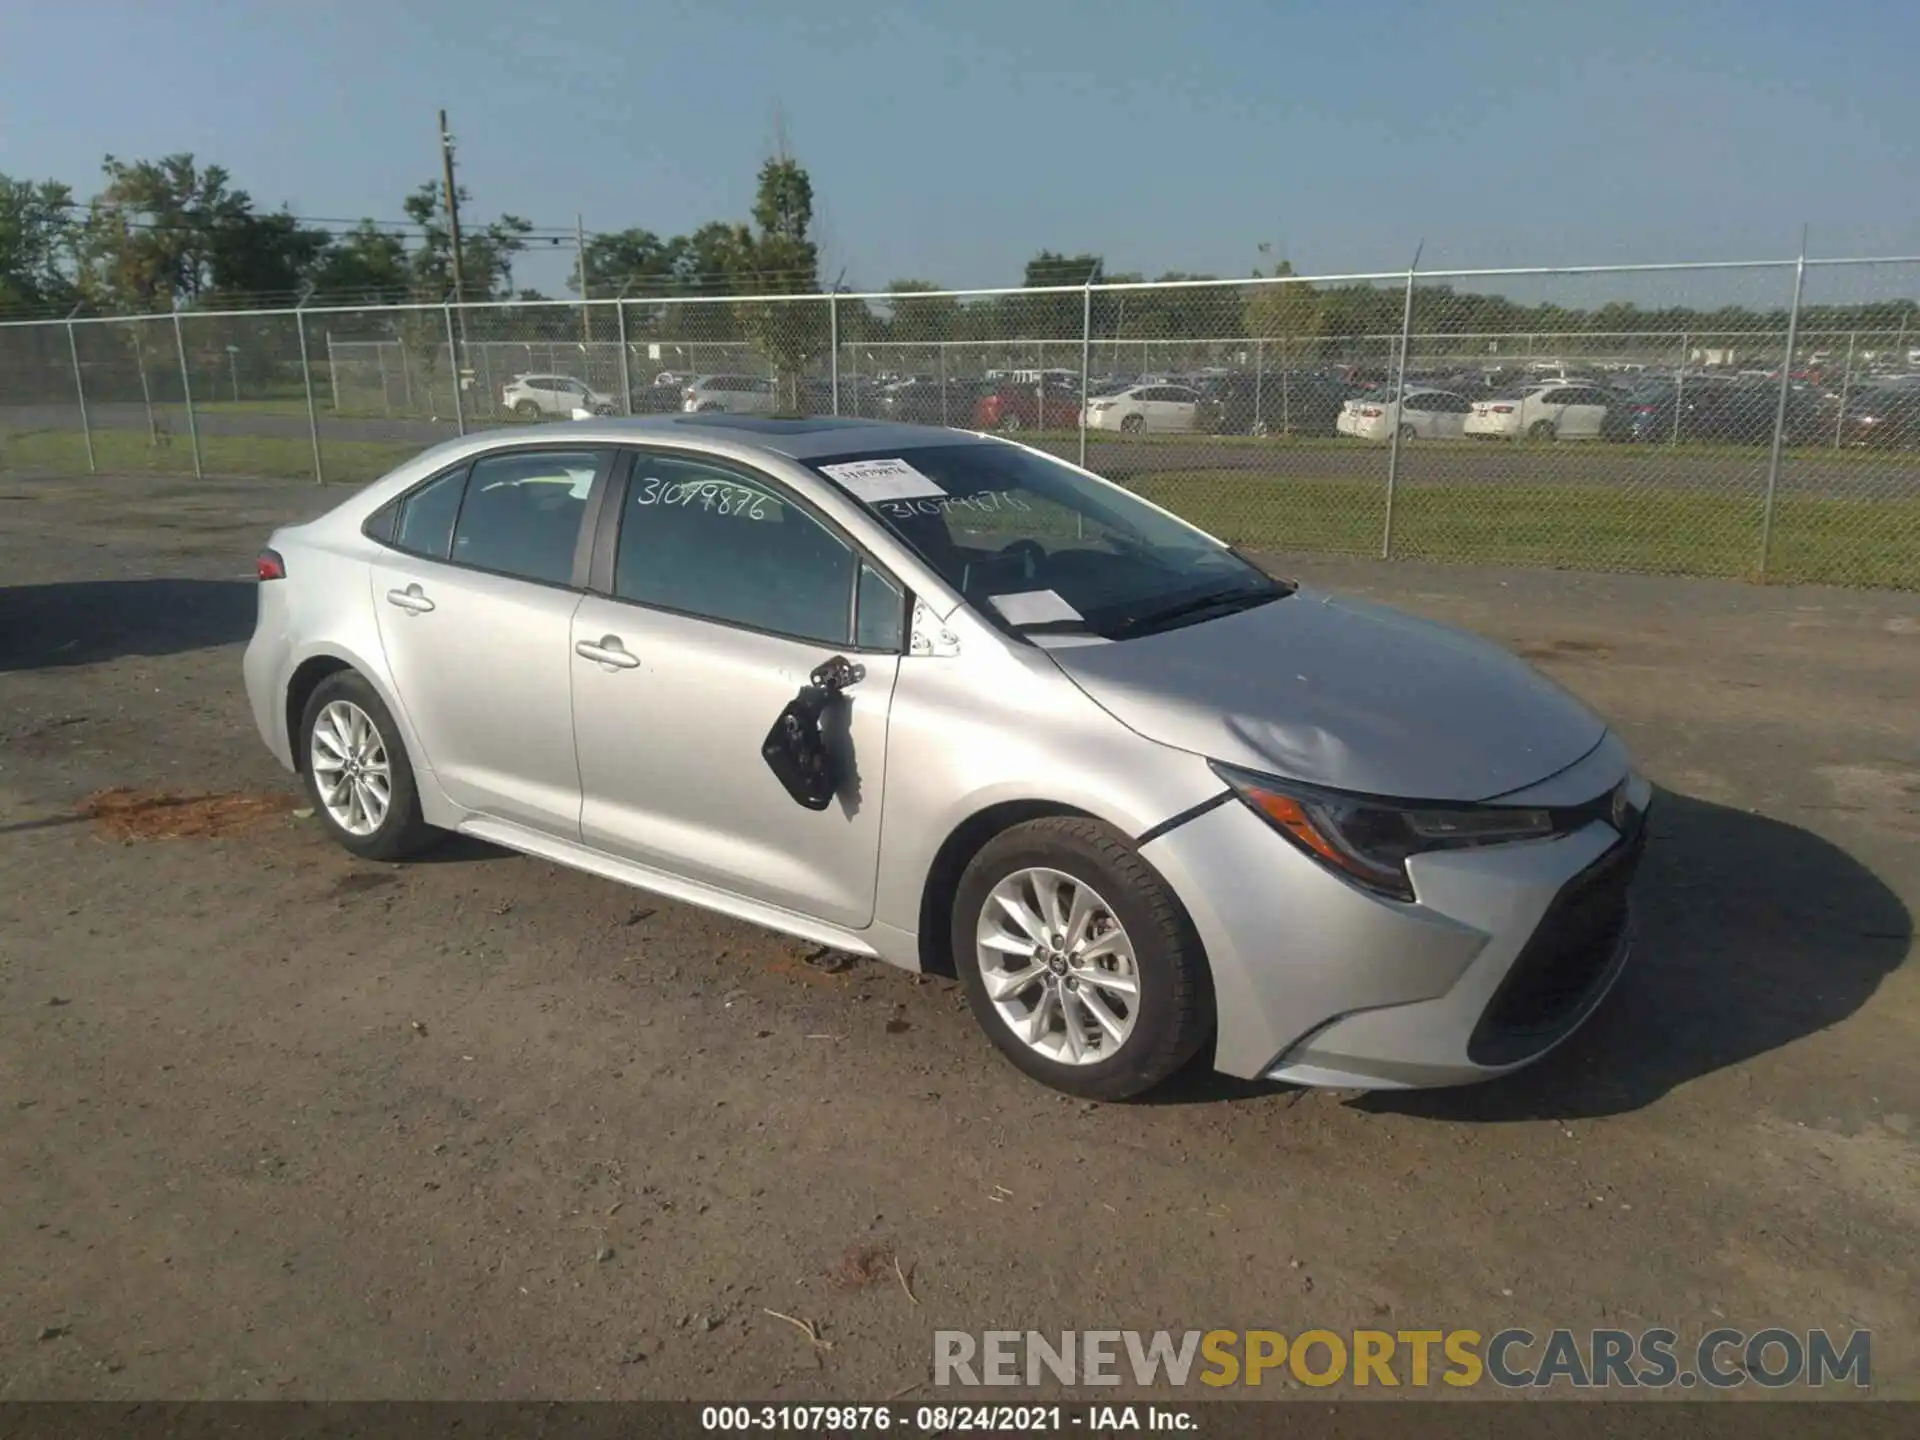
left=386, top=584, right=435, bottom=614
left=575, top=636, right=640, bottom=670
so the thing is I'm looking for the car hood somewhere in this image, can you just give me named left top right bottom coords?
left=1045, top=590, right=1607, bottom=801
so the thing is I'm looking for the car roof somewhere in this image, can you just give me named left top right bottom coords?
left=463, top=414, right=1003, bottom=461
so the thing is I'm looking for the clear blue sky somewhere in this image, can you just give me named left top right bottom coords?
left=3, top=0, right=1914, bottom=297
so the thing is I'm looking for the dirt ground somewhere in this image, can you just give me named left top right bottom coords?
left=2, top=471, right=1917, bottom=1402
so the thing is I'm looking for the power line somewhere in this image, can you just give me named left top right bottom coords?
left=42, top=196, right=587, bottom=241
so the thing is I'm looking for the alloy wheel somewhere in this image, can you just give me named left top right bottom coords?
left=974, top=867, right=1140, bottom=1066
left=310, top=699, right=392, bottom=837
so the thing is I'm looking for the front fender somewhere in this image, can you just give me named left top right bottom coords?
left=870, top=652, right=1225, bottom=945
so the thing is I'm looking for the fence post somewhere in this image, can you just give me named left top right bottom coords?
left=326, top=332, right=342, bottom=413
left=1759, top=243, right=1808, bottom=581
left=1253, top=337, right=1264, bottom=434
left=1078, top=284, right=1092, bottom=468
left=296, top=291, right=324, bottom=485
left=939, top=342, right=948, bottom=426
left=65, top=315, right=96, bottom=474
left=173, top=311, right=203, bottom=479
left=1673, top=331, right=1688, bottom=445
left=444, top=304, right=465, bottom=436
left=615, top=288, right=633, bottom=415
left=1282, top=335, right=1292, bottom=434
left=1833, top=329, right=1856, bottom=448
left=1381, top=250, right=1421, bottom=560
left=132, top=326, right=157, bottom=445
left=829, top=292, right=840, bottom=416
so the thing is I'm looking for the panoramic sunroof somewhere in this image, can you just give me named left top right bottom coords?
left=672, top=415, right=882, bottom=434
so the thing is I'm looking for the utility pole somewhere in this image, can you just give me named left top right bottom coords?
left=439, top=109, right=469, bottom=382
left=439, top=109, right=466, bottom=306
left=577, top=213, right=592, bottom=344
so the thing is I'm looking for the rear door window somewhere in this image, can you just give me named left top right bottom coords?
left=450, top=449, right=604, bottom=586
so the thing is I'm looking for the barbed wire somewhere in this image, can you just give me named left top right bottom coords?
left=0, top=268, right=858, bottom=322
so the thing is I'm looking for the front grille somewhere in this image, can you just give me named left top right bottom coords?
left=1467, top=809, right=1647, bottom=1067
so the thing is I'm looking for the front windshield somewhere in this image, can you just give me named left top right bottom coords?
left=807, top=442, right=1287, bottom=640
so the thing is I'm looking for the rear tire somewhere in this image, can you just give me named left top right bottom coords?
left=952, top=817, right=1212, bottom=1100
left=1528, top=419, right=1557, bottom=440
left=997, top=412, right=1025, bottom=433
left=1120, top=413, right=1146, bottom=435
left=513, top=400, right=541, bottom=420
left=1398, top=423, right=1416, bottom=441
left=299, top=671, right=440, bottom=862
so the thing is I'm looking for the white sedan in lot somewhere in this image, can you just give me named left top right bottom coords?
left=1336, top=388, right=1474, bottom=442
left=1083, top=384, right=1203, bottom=434
left=1465, top=384, right=1614, bottom=441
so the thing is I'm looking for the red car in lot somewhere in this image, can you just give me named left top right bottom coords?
left=973, top=382, right=1081, bottom=432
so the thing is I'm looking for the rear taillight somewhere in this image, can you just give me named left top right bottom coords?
left=256, top=548, right=286, bottom=581
left=1359, top=407, right=1382, bottom=418
left=1492, top=404, right=1515, bottom=414
left=1634, top=404, right=1659, bottom=414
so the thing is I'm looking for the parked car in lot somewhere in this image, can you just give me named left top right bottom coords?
left=629, top=382, right=686, bottom=415
left=1465, top=383, right=1614, bottom=441
left=875, top=376, right=994, bottom=426
left=501, top=374, right=618, bottom=419
left=1196, top=371, right=1354, bottom=436
left=1083, top=383, right=1204, bottom=434
left=682, top=374, right=780, bottom=415
left=1336, top=387, right=1474, bottom=442
left=1834, top=386, right=1920, bottom=448
left=1602, top=380, right=1828, bottom=446
left=796, top=376, right=882, bottom=417
left=245, top=414, right=1648, bottom=1101
left=974, top=382, right=1080, bottom=432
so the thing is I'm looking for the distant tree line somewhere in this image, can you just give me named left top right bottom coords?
left=4, top=158, right=1914, bottom=359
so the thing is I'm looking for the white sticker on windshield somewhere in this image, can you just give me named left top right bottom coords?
left=819, top=457, right=947, bottom=503
left=988, top=589, right=1083, bottom=626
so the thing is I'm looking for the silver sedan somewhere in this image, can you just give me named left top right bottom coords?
left=243, top=415, right=1649, bottom=1099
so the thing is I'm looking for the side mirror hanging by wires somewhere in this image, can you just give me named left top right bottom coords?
left=761, top=655, right=861, bottom=811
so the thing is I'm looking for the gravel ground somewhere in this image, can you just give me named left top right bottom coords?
left=2, top=471, right=1916, bottom=1402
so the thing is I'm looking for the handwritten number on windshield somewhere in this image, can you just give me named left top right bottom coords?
left=878, top=490, right=1034, bottom=518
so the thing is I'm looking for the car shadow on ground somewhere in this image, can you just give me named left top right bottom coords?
left=1, top=578, right=255, bottom=671
left=1151, top=790, right=1911, bottom=1119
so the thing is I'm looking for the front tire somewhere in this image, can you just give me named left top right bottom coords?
left=300, top=671, right=439, bottom=862
left=952, top=817, right=1212, bottom=1100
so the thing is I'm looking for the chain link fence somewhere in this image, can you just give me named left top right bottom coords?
left=3, top=259, right=1917, bottom=587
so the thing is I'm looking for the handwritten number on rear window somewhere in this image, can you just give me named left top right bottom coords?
left=635, top=477, right=771, bottom=520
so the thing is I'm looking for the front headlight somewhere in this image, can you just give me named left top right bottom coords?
left=1211, top=763, right=1555, bottom=902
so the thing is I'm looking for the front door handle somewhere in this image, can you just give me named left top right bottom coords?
left=386, top=584, right=435, bottom=614
left=575, top=636, right=640, bottom=670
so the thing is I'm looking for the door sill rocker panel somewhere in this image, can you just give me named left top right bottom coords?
left=457, top=815, right=879, bottom=957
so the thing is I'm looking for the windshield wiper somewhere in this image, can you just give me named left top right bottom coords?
left=1110, top=584, right=1286, bottom=639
